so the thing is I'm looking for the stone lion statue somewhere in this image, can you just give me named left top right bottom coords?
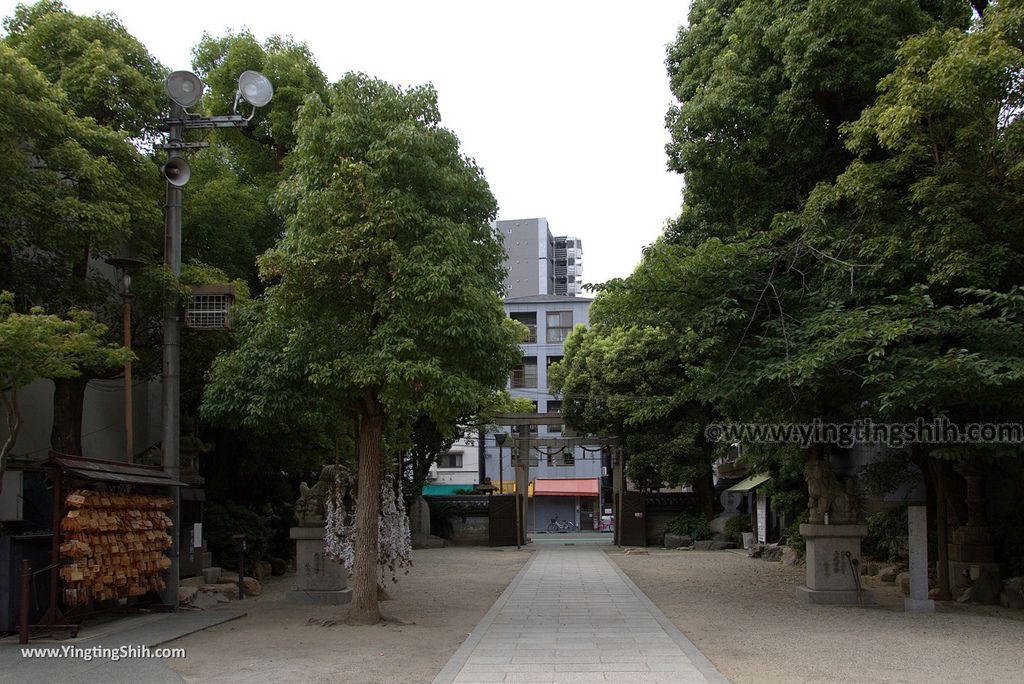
left=804, top=458, right=858, bottom=524
left=295, top=464, right=352, bottom=526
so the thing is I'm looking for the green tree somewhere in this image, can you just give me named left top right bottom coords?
left=0, top=33, right=161, bottom=454
left=203, top=74, right=522, bottom=624
left=0, top=291, right=132, bottom=492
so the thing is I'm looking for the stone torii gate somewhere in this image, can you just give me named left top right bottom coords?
left=491, top=413, right=620, bottom=546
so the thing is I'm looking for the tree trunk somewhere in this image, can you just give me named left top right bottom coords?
left=348, top=401, right=385, bottom=625
left=694, top=461, right=715, bottom=521
left=51, top=377, right=88, bottom=456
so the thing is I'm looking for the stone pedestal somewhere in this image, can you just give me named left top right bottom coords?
left=409, top=495, right=447, bottom=549
left=794, top=523, right=873, bottom=605
left=287, top=526, right=352, bottom=605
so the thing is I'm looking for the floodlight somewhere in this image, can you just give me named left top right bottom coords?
left=236, top=70, right=274, bottom=108
left=165, top=71, right=205, bottom=108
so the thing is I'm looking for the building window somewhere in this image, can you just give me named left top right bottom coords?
left=512, top=357, right=537, bottom=388
left=546, top=446, right=574, bottom=467
left=437, top=452, right=463, bottom=469
left=510, top=312, right=537, bottom=343
left=547, top=399, right=562, bottom=433
left=546, top=311, right=573, bottom=343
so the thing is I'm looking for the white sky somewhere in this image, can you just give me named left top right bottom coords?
left=3, top=0, right=692, bottom=287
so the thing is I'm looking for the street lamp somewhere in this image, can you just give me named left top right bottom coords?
left=494, top=432, right=508, bottom=494
left=158, top=68, right=273, bottom=608
left=105, top=257, right=144, bottom=463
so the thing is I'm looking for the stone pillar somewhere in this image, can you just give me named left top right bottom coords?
left=794, top=524, right=873, bottom=605
left=287, top=526, right=352, bottom=604
left=905, top=505, right=935, bottom=613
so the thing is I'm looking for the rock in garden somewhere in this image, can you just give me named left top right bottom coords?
left=255, top=561, right=272, bottom=581
left=878, top=566, right=900, bottom=583
left=761, top=545, right=784, bottom=562
left=178, top=586, right=198, bottom=605
left=897, top=572, right=911, bottom=596
left=268, top=556, right=288, bottom=576
left=748, top=543, right=765, bottom=558
left=1001, top=577, right=1024, bottom=609
left=204, top=582, right=239, bottom=600
left=243, top=576, right=262, bottom=596
left=219, top=571, right=239, bottom=584
left=781, top=547, right=802, bottom=567
left=664, top=533, right=693, bottom=549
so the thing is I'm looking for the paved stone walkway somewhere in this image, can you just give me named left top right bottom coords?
left=433, top=548, right=727, bottom=683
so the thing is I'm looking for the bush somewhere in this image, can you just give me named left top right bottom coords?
left=786, top=510, right=809, bottom=554
left=427, top=500, right=459, bottom=539
left=204, top=501, right=271, bottom=570
left=724, top=515, right=752, bottom=543
left=666, top=512, right=711, bottom=541
left=863, top=506, right=909, bottom=564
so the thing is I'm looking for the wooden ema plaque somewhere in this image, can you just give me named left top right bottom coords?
left=58, top=490, right=174, bottom=607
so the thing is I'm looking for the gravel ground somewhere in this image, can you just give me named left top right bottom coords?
left=611, top=549, right=1024, bottom=684
left=166, top=547, right=532, bottom=684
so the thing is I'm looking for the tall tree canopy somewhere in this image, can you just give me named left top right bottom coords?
left=203, top=73, right=523, bottom=623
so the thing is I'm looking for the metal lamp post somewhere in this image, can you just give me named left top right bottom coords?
left=105, top=257, right=144, bottom=463
left=494, top=432, right=507, bottom=494
left=158, top=69, right=273, bottom=608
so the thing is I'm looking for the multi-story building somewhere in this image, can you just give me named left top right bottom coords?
left=497, top=218, right=583, bottom=298
left=552, top=236, right=583, bottom=296
left=484, top=294, right=599, bottom=532
left=426, top=218, right=600, bottom=531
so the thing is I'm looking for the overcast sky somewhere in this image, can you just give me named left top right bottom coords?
left=2, top=0, right=692, bottom=287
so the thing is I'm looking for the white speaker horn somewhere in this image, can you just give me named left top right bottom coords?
left=161, top=157, right=191, bottom=187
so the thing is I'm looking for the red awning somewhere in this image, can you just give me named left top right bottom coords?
left=533, top=478, right=599, bottom=497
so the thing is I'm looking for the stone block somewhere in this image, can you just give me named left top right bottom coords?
left=663, top=533, right=693, bottom=549
left=182, top=576, right=206, bottom=588
left=290, top=525, right=348, bottom=593
left=798, top=523, right=873, bottom=605
left=692, top=540, right=736, bottom=551
left=897, top=572, right=911, bottom=596
left=201, top=567, right=222, bottom=584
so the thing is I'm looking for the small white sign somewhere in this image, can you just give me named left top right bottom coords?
left=193, top=522, right=203, bottom=548
left=756, top=491, right=768, bottom=544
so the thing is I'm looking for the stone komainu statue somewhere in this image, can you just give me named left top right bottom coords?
left=294, top=464, right=352, bottom=526
left=804, top=458, right=858, bottom=524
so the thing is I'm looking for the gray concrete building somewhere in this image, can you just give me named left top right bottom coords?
left=497, top=218, right=583, bottom=298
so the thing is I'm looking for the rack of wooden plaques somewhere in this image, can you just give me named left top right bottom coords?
left=59, top=490, right=174, bottom=607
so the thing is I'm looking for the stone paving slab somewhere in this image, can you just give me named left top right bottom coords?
left=433, top=548, right=728, bottom=684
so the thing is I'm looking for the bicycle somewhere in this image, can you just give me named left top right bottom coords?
left=546, top=516, right=579, bottom=533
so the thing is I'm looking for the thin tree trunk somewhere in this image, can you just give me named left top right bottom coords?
left=0, top=386, right=22, bottom=496
left=348, top=400, right=385, bottom=625
left=51, top=377, right=88, bottom=456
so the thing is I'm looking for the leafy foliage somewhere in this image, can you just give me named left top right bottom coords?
left=0, top=291, right=132, bottom=489
left=864, top=506, right=909, bottom=564
left=666, top=512, right=712, bottom=541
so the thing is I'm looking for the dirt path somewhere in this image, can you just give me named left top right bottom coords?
left=166, top=547, right=532, bottom=683
left=612, top=549, right=1024, bottom=683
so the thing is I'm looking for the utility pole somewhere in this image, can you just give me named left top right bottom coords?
left=161, top=102, right=184, bottom=607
